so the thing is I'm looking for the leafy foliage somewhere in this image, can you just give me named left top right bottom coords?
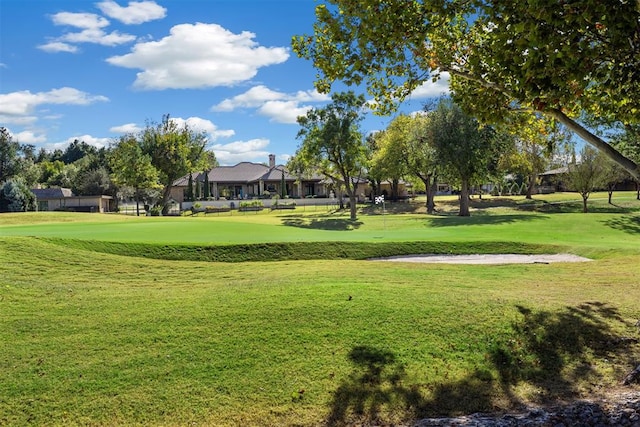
left=295, top=91, right=368, bottom=220
left=429, top=100, right=503, bottom=216
left=0, top=178, right=36, bottom=212
left=293, top=0, right=640, bottom=179
left=109, top=135, right=160, bottom=216
left=564, top=147, right=605, bottom=213
left=140, top=115, right=208, bottom=214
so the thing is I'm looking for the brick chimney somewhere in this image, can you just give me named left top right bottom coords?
left=268, top=154, right=276, bottom=168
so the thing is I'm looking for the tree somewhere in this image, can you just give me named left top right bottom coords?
left=295, top=91, right=368, bottom=220
left=140, top=115, right=208, bottom=214
left=599, top=154, right=629, bottom=205
left=292, top=0, right=640, bottom=180
left=186, top=174, right=194, bottom=202
left=75, top=166, right=115, bottom=197
left=0, top=178, right=36, bottom=212
left=202, top=170, right=210, bottom=199
left=611, top=125, right=640, bottom=200
left=364, top=132, right=384, bottom=199
left=280, top=168, right=287, bottom=198
left=498, top=116, right=570, bottom=199
left=403, top=113, right=440, bottom=213
left=0, top=127, right=23, bottom=183
left=371, top=116, right=410, bottom=200
left=38, top=160, right=78, bottom=188
left=430, top=99, right=500, bottom=216
left=60, top=139, right=98, bottom=164
left=109, top=135, right=160, bottom=216
left=564, top=146, right=605, bottom=213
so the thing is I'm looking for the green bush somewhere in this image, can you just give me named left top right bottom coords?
left=240, top=200, right=263, bottom=208
left=0, top=179, right=36, bottom=212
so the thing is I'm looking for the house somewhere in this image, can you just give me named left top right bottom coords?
left=171, top=154, right=370, bottom=203
left=32, top=188, right=114, bottom=213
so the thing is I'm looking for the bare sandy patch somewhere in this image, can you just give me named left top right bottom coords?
left=371, top=253, right=592, bottom=264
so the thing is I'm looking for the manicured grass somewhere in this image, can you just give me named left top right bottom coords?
left=1, top=193, right=639, bottom=426
left=1, top=193, right=639, bottom=259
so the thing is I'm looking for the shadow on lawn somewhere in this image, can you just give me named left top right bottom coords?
left=424, top=213, right=545, bottom=227
left=280, top=215, right=363, bottom=231
left=603, top=215, right=640, bottom=234
left=326, top=303, right=638, bottom=426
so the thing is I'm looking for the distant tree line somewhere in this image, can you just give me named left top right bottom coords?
left=0, top=115, right=217, bottom=214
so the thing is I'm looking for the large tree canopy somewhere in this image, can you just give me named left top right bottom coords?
left=294, top=91, right=368, bottom=220
left=140, top=115, right=208, bottom=214
left=292, top=0, right=640, bottom=179
left=109, top=135, right=160, bottom=216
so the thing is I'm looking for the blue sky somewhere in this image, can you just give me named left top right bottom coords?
left=0, top=0, right=450, bottom=165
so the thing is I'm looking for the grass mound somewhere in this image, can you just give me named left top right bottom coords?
left=1, top=237, right=639, bottom=426
left=41, top=237, right=563, bottom=262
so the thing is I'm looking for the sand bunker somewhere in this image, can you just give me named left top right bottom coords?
left=372, top=254, right=592, bottom=264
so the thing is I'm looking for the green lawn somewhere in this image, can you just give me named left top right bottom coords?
left=1, top=193, right=639, bottom=426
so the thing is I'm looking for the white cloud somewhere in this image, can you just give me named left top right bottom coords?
left=37, top=42, right=79, bottom=53
left=96, top=1, right=167, bottom=25
left=211, top=85, right=329, bottom=124
left=106, top=23, right=289, bottom=90
left=169, top=116, right=235, bottom=141
left=409, top=72, right=451, bottom=99
left=51, top=12, right=110, bottom=29
left=0, top=87, right=109, bottom=116
left=109, top=123, right=143, bottom=134
left=211, top=138, right=270, bottom=165
left=212, top=85, right=285, bottom=111
left=109, top=117, right=234, bottom=141
left=0, top=115, right=38, bottom=125
left=258, top=100, right=312, bottom=124
left=14, top=131, right=47, bottom=144
left=43, top=10, right=136, bottom=50
left=59, top=28, right=136, bottom=46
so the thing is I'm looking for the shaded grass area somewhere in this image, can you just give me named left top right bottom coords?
left=1, top=238, right=639, bottom=426
left=38, top=237, right=563, bottom=262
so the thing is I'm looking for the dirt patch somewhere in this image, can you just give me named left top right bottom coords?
left=371, top=254, right=592, bottom=264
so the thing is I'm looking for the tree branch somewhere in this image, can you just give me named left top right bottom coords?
left=445, top=67, right=640, bottom=180
left=546, top=108, right=640, bottom=180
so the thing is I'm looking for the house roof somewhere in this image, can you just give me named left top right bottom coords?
left=539, top=166, right=569, bottom=176
left=32, top=188, right=74, bottom=199
left=172, top=162, right=328, bottom=186
left=259, top=166, right=297, bottom=181
left=208, top=162, right=270, bottom=183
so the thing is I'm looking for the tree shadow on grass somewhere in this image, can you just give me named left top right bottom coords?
left=280, top=215, right=363, bottom=231
left=533, top=201, right=639, bottom=214
left=490, top=302, right=637, bottom=405
left=602, top=215, right=640, bottom=234
left=326, top=303, right=638, bottom=426
left=424, top=214, right=545, bottom=227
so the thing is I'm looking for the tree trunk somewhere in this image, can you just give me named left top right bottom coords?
left=636, top=181, right=639, bottom=200
left=161, top=184, right=173, bottom=215
left=349, top=193, right=357, bottom=220
left=608, top=187, right=613, bottom=204
left=391, top=179, right=399, bottom=201
left=135, top=187, right=141, bottom=217
left=582, top=194, right=589, bottom=213
left=526, top=174, right=536, bottom=199
left=547, top=109, right=640, bottom=181
left=425, top=175, right=437, bottom=214
left=459, top=179, right=470, bottom=216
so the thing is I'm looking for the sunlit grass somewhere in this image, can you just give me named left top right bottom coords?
left=1, top=193, right=639, bottom=426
